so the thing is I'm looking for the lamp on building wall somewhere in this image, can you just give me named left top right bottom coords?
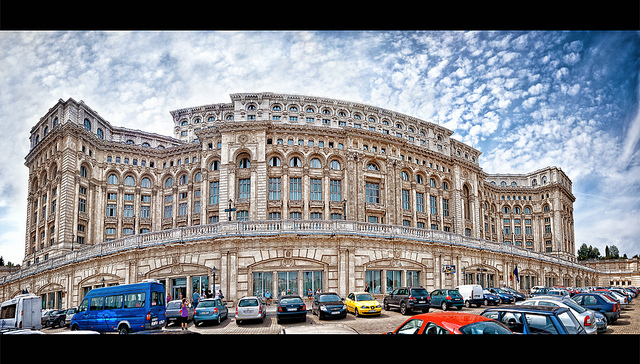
left=211, top=266, right=217, bottom=298
left=226, top=199, right=235, bottom=221
left=342, top=199, right=347, bottom=220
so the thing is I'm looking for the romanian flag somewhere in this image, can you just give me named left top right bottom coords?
left=512, top=265, right=519, bottom=283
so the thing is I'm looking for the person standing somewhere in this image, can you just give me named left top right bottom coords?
left=180, top=298, right=189, bottom=330
left=192, top=290, right=200, bottom=309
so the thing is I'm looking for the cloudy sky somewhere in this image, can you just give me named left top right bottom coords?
left=0, top=31, right=639, bottom=265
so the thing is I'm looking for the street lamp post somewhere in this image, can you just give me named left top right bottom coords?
left=225, top=199, right=235, bottom=221
left=342, top=199, right=347, bottom=220
left=212, top=266, right=217, bottom=298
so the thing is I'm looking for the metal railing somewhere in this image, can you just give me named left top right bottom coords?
left=1, top=219, right=597, bottom=285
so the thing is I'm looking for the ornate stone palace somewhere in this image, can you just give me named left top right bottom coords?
left=0, top=92, right=599, bottom=310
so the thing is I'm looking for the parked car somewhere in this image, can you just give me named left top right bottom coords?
left=383, top=287, right=431, bottom=315
left=486, top=287, right=515, bottom=304
left=276, top=295, right=306, bottom=323
left=63, top=307, right=77, bottom=327
left=530, top=287, right=552, bottom=297
left=312, top=292, right=346, bottom=320
left=41, top=310, right=55, bottom=327
left=500, top=287, right=526, bottom=301
left=165, top=300, right=194, bottom=326
left=596, top=289, right=629, bottom=307
left=386, top=311, right=513, bottom=335
left=345, top=292, right=381, bottom=317
left=455, top=284, right=484, bottom=308
left=593, top=311, right=608, bottom=334
left=483, top=289, right=501, bottom=306
left=235, top=296, right=266, bottom=324
left=572, top=292, right=620, bottom=324
left=517, top=296, right=597, bottom=334
left=45, top=309, right=67, bottom=328
left=194, top=298, right=228, bottom=326
left=281, top=323, right=358, bottom=334
left=430, top=289, right=464, bottom=311
left=481, top=305, right=586, bottom=334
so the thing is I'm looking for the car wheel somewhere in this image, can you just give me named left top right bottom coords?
left=118, top=325, right=129, bottom=335
left=484, top=299, right=489, bottom=306
left=441, top=302, right=448, bottom=311
left=383, top=301, right=389, bottom=311
left=354, top=308, right=360, bottom=317
left=400, top=302, right=408, bottom=315
left=71, top=324, right=79, bottom=331
left=465, top=300, right=471, bottom=308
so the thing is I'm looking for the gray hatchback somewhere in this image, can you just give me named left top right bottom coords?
left=235, top=296, right=266, bottom=324
left=165, top=300, right=194, bottom=326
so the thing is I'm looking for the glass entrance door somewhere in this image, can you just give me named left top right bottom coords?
left=172, top=278, right=187, bottom=300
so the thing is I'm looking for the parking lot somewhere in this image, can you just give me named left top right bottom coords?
left=42, top=296, right=639, bottom=335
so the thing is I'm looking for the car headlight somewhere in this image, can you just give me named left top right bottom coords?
left=320, top=306, right=329, bottom=312
left=342, top=305, right=347, bottom=310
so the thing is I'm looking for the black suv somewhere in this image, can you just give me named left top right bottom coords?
left=383, top=287, right=431, bottom=315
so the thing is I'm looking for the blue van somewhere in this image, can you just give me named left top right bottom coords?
left=70, top=280, right=166, bottom=334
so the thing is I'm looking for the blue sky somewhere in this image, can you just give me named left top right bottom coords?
left=0, top=31, right=639, bottom=264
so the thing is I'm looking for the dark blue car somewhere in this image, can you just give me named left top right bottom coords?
left=481, top=305, right=586, bottom=334
left=572, top=292, right=620, bottom=324
left=430, top=289, right=464, bottom=311
left=482, top=289, right=501, bottom=306
left=486, top=288, right=515, bottom=304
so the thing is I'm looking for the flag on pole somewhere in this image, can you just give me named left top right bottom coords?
left=513, top=265, right=519, bottom=283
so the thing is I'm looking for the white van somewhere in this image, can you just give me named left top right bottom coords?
left=0, top=293, right=42, bottom=331
left=455, top=284, right=484, bottom=308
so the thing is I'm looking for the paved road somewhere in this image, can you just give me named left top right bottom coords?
left=43, top=297, right=639, bottom=334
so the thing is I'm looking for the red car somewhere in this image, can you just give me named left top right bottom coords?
left=385, top=311, right=513, bottom=335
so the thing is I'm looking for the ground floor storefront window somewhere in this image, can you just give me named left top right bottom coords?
left=252, top=270, right=323, bottom=299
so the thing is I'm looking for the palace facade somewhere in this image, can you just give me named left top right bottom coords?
left=0, top=92, right=596, bottom=310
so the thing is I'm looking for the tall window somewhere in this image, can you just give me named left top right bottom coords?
left=269, top=178, right=281, bottom=200
left=366, top=183, right=379, bottom=204
left=330, top=180, right=341, bottom=201
left=107, top=174, right=118, bottom=185
left=416, top=192, right=424, bottom=212
left=140, top=205, right=150, bottom=218
left=179, top=203, right=188, bottom=216
left=310, top=178, right=322, bottom=201
left=290, top=177, right=301, bottom=200
left=164, top=205, right=172, bottom=218
left=430, top=196, right=438, bottom=214
left=209, top=181, right=219, bottom=204
left=443, top=198, right=449, bottom=217
left=402, top=189, right=410, bottom=210
left=106, top=204, right=117, bottom=217
left=124, top=205, right=134, bottom=217
left=141, top=177, right=151, bottom=188
left=238, top=178, right=250, bottom=199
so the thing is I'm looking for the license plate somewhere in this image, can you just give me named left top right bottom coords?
left=369, top=310, right=377, bottom=313
left=418, top=301, right=426, bottom=303
left=288, top=308, right=297, bottom=312
left=245, top=309, right=253, bottom=313
left=331, top=311, right=340, bottom=315
left=151, top=319, right=158, bottom=326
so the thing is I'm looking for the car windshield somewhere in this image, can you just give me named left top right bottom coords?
left=167, top=301, right=182, bottom=309
left=356, top=293, right=375, bottom=301
left=281, top=297, right=303, bottom=304
left=197, top=301, right=217, bottom=307
left=239, top=299, right=259, bottom=307
left=561, top=299, right=586, bottom=313
left=319, top=294, right=341, bottom=302
left=459, top=321, right=513, bottom=335
left=448, top=290, right=461, bottom=296
left=411, top=288, right=429, bottom=296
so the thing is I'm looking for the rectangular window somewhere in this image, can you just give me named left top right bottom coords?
left=209, top=181, right=219, bottom=204
left=141, top=195, right=151, bottom=202
left=402, top=189, right=410, bottom=210
left=290, top=177, right=301, bottom=200
left=89, top=296, right=104, bottom=311
left=140, top=205, right=150, bottom=218
left=124, top=292, right=146, bottom=309
left=124, top=194, right=134, bottom=201
left=330, top=180, right=341, bottom=201
left=290, top=212, right=302, bottom=220
left=106, top=204, right=117, bottom=217
left=310, top=178, right=322, bottom=201
left=164, top=205, right=172, bottom=218
left=330, top=213, right=342, bottom=220
left=268, top=212, right=281, bottom=220
left=269, top=178, right=281, bottom=200
left=416, top=192, right=424, bottom=212
left=238, top=178, right=250, bottom=200
left=193, top=201, right=201, bottom=214
left=78, top=198, right=86, bottom=212
left=124, top=205, right=134, bottom=217
left=366, top=183, right=379, bottom=204
left=442, top=198, right=449, bottom=217
left=430, top=196, right=437, bottom=214
left=179, top=203, right=188, bottom=216
left=237, top=210, right=249, bottom=221
left=525, top=226, right=532, bottom=235
left=310, top=212, right=322, bottom=219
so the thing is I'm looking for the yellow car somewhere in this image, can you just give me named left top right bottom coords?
left=345, top=292, right=382, bottom=316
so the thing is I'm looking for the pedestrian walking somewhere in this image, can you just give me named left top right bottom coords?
left=180, top=298, right=189, bottom=330
left=192, top=290, right=200, bottom=309
left=365, top=283, right=370, bottom=292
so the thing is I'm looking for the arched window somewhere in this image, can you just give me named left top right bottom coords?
left=429, top=178, right=436, bottom=188
left=194, top=172, right=202, bottom=183
left=544, top=204, right=551, bottom=213
left=80, top=166, right=88, bottom=178
left=463, top=185, right=471, bottom=220
left=503, top=206, right=510, bottom=214
left=165, top=177, right=173, bottom=188
left=269, top=157, right=281, bottom=167
left=442, top=181, right=449, bottom=190
left=310, top=158, right=322, bottom=168
left=179, top=174, right=188, bottom=185
left=330, top=160, right=341, bottom=170
left=97, top=128, right=104, bottom=139
left=141, top=177, right=151, bottom=188
left=84, top=118, right=91, bottom=131
left=210, top=161, right=220, bottom=171
left=401, top=171, right=409, bottom=180
left=514, top=206, right=521, bottom=214
left=524, top=207, right=531, bottom=214
left=239, top=158, right=251, bottom=169
left=124, top=176, right=135, bottom=186
left=289, top=157, right=302, bottom=168
left=107, top=174, right=118, bottom=185
left=416, top=175, right=423, bottom=184
left=367, top=163, right=380, bottom=172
